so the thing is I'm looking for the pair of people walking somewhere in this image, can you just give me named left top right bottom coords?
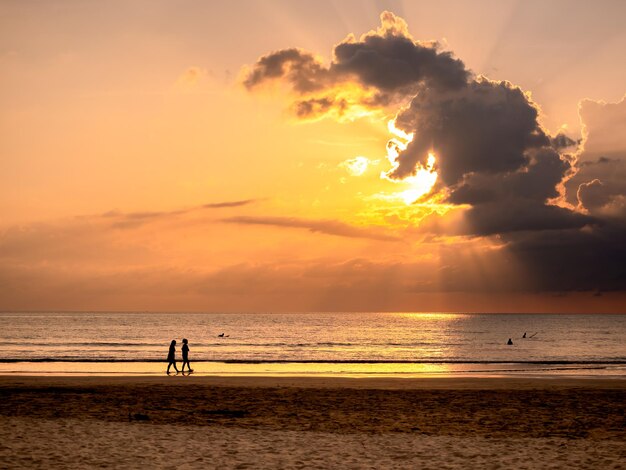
left=166, top=338, right=192, bottom=374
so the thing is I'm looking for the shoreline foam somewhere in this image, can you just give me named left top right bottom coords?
left=1, top=360, right=624, bottom=378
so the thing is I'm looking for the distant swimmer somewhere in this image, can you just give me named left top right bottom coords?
left=522, top=332, right=527, bottom=338
left=218, top=333, right=230, bottom=338
left=507, top=338, right=513, bottom=345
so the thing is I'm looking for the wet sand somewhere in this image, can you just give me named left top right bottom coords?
left=0, top=376, right=624, bottom=468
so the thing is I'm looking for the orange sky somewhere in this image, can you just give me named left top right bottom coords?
left=1, top=1, right=625, bottom=312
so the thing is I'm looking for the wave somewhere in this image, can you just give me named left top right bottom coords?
left=2, top=341, right=449, bottom=348
left=1, top=358, right=625, bottom=364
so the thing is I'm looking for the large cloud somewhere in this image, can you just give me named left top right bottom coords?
left=244, top=12, right=587, bottom=235
left=387, top=75, right=594, bottom=236
left=243, top=12, right=626, bottom=293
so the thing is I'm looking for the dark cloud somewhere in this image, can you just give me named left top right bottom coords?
left=503, top=223, right=626, bottom=292
left=445, top=146, right=594, bottom=234
left=391, top=78, right=550, bottom=183
left=293, top=97, right=346, bottom=119
left=243, top=12, right=469, bottom=115
left=386, top=76, right=592, bottom=236
left=222, top=216, right=399, bottom=241
left=448, top=151, right=565, bottom=206
left=331, top=27, right=468, bottom=93
left=243, top=48, right=329, bottom=94
left=551, top=132, right=579, bottom=150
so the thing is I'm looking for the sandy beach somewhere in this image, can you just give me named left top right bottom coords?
left=0, top=376, right=624, bottom=468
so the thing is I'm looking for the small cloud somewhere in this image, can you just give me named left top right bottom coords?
left=339, top=156, right=375, bottom=176
left=201, top=199, right=258, bottom=209
left=99, top=199, right=259, bottom=229
left=550, top=132, right=578, bottom=150
left=175, top=67, right=210, bottom=90
left=222, top=215, right=399, bottom=241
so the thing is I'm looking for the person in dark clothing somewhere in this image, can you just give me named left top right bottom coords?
left=166, top=339, right=179, bottom=374
left=181, top=338, right=193, bottom=373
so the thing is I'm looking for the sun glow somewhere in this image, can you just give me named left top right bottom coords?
left=387, top=119, right=414, bottom=142
left=340, top=156, right=370, bottom=176
left=384, top=120, right=438, bottom=205
left=399, top=153, right=438, bottom=204
left=293, top=84, right=389, bottom=122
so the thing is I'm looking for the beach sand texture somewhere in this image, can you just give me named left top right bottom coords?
left=0, top=377, right=624, bottom=469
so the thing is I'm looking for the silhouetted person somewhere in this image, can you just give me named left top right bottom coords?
left=522, top=332, right=527, bottom=338
left=181, top=338, right=193, bottom=373
left=167, top=340, right=179, bottom=374
left=507, top=338, right=513, bottom=345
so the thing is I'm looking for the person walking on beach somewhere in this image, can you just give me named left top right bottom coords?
left=181, top=338, right=193, bottom=373
left=167, top=339, right=179, bottom=374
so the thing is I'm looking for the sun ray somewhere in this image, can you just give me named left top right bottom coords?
left=383, top=119, right=438, bottom=205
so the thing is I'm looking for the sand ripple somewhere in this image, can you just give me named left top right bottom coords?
left=1, top=416, right=624, bottom=470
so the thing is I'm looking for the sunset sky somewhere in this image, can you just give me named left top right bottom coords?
left=1, top=0, right=625, bottom=312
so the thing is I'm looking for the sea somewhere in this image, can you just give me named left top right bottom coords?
left=0, top=312, right=624, bottom=377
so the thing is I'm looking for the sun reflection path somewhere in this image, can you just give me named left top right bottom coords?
left=396, top=312, right=463, bottom=321
left=383, top=119, right=438, bottom=205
